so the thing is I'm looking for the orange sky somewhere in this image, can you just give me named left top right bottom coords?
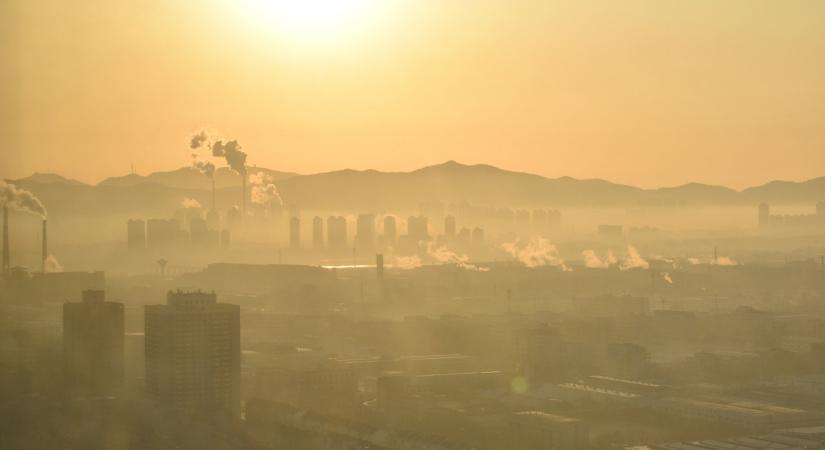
left=1, top=0, right=824, bottom=188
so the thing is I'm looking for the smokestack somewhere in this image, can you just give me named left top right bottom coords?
left=241, top=176, right=246, bottom=219
left=376, top=254, right=384, bottom=282
left=2, top=206, right=9, bottom=276
left=41, top=219, right=47, bottom=274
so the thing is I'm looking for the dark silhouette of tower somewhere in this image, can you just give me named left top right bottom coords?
left=63, top=290, right=125, bottom=398
left=145, top=291, right=240, bottom=418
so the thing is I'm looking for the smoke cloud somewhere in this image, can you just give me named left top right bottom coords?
left=0, top=181, right=47, bottom=218
left=249, top=172, right=283, bottom=208
left=502, top=237, right=571, bottom=271
left=189, top=130, right=218, bottom=178
left=180, top=197, right=202, bottom=209
left=687, top=255, right=739, bottom=266
left=582, top=249, right=617, bottom=269
left=212, top=140, right=247, bottom=175
left=427, top=243, right=489, bottom=271
left=44, top=255, right=63, bottom=273
left=619, top=245, right=649, bottom=270
left=392, top=255, right=422, bottom=270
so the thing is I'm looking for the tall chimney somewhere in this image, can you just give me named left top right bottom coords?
left=2, top=206, right=9, bottom=276
left=41, top=219, right=47, bottom=274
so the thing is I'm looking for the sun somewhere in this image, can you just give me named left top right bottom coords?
left=236, top=0, right=386, bottom=45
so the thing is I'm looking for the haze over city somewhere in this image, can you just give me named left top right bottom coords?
left=2, top=2, right=825, bottom=450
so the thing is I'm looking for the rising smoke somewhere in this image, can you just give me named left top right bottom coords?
left=582, top=249, right=617, bottom=269
left=44, top=255, right=64, bottom=273
left=501, top=237, right=571, bottom=271
left=212, top=140, right=247, bottom=175
left=0, top=181, right=47, bottom=218
left=426, top=243, right=489, bottom=271
left=249, top=172, right=283, bottom=208
left=619, top=245, right=649, bottom=270
left=190, top=130, right=217, bottom=178
left=180, top=197, right=202, bottom=209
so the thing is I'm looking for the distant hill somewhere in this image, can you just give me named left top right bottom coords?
left=98, top=166, right=299, bottom=190
left=6, top=161, right=823, bottom=218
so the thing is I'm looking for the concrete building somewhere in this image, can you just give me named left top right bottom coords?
left=145, top=290, right=241, bottom=418
left=63, top=290, right=124, bottom=398
left=127, top=219, right=146, bottom=251
left=289, top=216, right=300, bottom=249
left=312, top=216, right=324, bottom=249
left=758, top=202, right=825, bottom=228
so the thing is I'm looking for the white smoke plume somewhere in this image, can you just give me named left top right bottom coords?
left=0, top=181, right=47, bottom=218
left=427, top=243, right=489, bottom=271
left=180, top=197, right=202, bottom=209
left=662, top=272, right=673, bottom=284
left=249, top=172, right=283, bottom=207
left=582, top=249, right=617, bottom=269
left=687, top=255, right=739, bottom=266
left=501, top=237, right=571, bottom=271
left=392, top=255, right=422, bottom=270
left=620, top=245, right=649, bottom=270
left=44, top=255, right=63, bottom=273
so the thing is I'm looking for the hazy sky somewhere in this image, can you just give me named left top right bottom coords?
left=1, top=0, right=823, bottom=188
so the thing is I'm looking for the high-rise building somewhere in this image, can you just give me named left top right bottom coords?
left=145, top=291, right=240, bottom=418
left=383, top=215, right=397, bottom=245
left=289, top=216, right=301, bottom=249
left=63, top=290, right=124, bottom=398
left=355, top=214, right=375, bottom=250
left=444, top=215, right=456, bottom=238
left=127, top=219, right=146, bottom=250
left=327, top=216, right=348, bottom=250
left=759, top=203, right=770, bottom=227
left=312, top=216, right=324, bottom=249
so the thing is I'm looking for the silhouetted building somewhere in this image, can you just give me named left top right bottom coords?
left=355, top=214, right=375, bottom=250
left=312, top=216, right=324, bottom=249
left=63, top=290, right=124, bottom=398
left=758, top=202, right=825, bottom=228
left=444, top=215, right=456, bottom=238
left=289, top=216, right=300, bottom=249
left=127, top=219, right=145, bottom=251
left=327, top=216, right=347, bottom=250
left=145, top=290, right=240, bottom=418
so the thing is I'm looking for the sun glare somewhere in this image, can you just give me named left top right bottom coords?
left=237, top=0, right=386, bottom=45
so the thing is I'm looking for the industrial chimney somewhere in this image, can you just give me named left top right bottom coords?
left=41, top=219, right=47, bottom=274
left=2, top=205, right=9, bottom=276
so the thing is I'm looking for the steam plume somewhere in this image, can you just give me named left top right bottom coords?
left=582, top=249, right=617, bottom=268
left=427, top=243, right=489, bottom=271
left=662, top=272, right=673, bottom=284
left=501, top=237, right=571, bottom=271
left=249, top=172, right=283, bottom=208
left=44, top=255, right=64, bottom=273
left=181, top=197, right=202, bottom=209
left=189, top=130, right=217, bottom=178
left=687, top=255, right=739, bottom=266
left=619, top=245, right=649, bottom=270
left=0, top=181, right=47, bottom=218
